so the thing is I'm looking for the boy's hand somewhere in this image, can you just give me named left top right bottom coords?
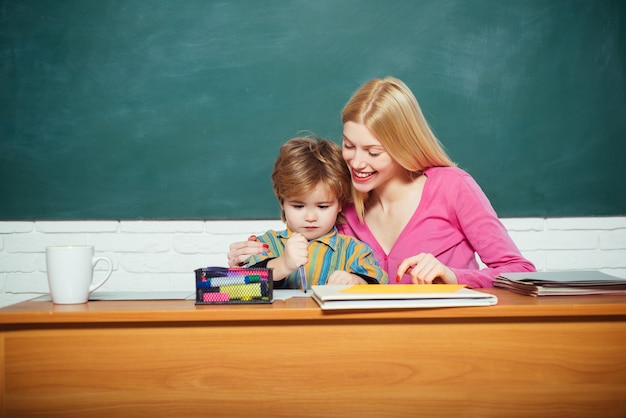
left=283, top=232, right=308, bottom=271
left=327, top=270, right=367, bottom=285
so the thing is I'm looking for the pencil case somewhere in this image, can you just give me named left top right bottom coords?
left=194, top=266, right=273, bottom=305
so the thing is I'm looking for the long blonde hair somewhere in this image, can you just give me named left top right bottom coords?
left=341, top=77, right=455, bottom=221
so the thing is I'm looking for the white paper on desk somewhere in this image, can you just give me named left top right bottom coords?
left=90, top=291, right=196, bottom=300
left=272, top=289, right=311, bottom=301
left=35, top=291, right=195, bottom=301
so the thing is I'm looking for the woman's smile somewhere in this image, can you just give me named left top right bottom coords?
left=351, top=168, right=376, bottom=183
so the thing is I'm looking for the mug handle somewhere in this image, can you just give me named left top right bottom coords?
left=89, top=256, right=113, bottom=293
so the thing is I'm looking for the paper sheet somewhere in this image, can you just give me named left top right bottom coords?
left=272, top=289, right=311, bottom=301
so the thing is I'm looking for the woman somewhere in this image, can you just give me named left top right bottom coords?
left=229, top=77, right=535, bottom=288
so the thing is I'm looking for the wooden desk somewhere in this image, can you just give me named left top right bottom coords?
left=1, top=289, right=625, bottom=417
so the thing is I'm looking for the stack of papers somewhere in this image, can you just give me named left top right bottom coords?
left=311, top=284, right=497, bottom=310
left=494, top=271, right=626, bottom=297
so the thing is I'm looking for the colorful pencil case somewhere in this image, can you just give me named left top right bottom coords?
left=194, top=266, right=273, bottom=305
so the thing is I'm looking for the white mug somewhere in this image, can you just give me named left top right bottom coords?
left=46, top=246, right=113, bottom=304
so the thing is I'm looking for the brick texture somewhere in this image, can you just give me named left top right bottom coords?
left=1, top=218, right=624, bottom=307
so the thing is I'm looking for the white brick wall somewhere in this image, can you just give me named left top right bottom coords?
left=1, top=217, right=625, bottom=307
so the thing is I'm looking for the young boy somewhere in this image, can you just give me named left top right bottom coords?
left=247, top=136, right=387, bottom=289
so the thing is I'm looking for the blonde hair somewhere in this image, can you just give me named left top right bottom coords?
left=341, top=76, right=455, bottom=221
left=272, top=136, right=351, bottom=225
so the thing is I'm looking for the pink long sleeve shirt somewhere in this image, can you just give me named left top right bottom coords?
left=338, top=166, right=535, bottom=288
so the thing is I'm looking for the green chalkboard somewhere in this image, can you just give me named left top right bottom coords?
left=1, top=0, right=625, bottom=219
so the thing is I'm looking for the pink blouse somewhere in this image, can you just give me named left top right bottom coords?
left=338, top=166, right=535, bottom=288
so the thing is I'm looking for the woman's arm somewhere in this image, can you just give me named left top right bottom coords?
left=450, top=174, right=535, bottom=288
left=227, top=235, right=267, bottom=267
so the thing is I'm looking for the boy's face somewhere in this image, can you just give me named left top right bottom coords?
left=281, top=183, right=341, bottom=241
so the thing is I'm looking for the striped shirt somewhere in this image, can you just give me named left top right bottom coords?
left=247, top=227, right=388, bottom=289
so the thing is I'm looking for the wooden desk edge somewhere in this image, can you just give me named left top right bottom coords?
left=1, top=289, right=626, bottom=326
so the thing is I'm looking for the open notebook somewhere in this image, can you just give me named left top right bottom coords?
left=311, top=284, right=497, bottom=310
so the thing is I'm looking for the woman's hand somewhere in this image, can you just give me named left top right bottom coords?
left=227, top=235, right=267, bottom=267
left=396, top=253, right=458, bottom=284
left=327, top=270, right=367, bottom=285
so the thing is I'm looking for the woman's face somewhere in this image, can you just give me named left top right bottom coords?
left=342, top=121, right=403, bottom=193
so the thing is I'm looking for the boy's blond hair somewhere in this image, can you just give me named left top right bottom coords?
left=272, top=136, right=351, bottom=225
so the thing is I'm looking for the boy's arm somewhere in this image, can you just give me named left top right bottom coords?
left=348, top=246, right=388, bottom=284
left=326, top=240, right=388, bottom=285
left=249, top=256, right=298, bottom=284
left=248, top=258, right=287, bottom=288
left=266, top=255, right=298, bottom=282
left=248, top=232, right=307, bottom=283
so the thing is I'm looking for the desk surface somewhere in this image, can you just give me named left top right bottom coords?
left=1, top=288, right=626, bottom=326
